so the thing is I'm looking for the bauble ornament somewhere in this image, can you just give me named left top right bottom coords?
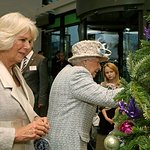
left=104, top=135, right=120, bottom=150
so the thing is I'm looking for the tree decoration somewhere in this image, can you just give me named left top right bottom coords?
left=118, top=120, right=134, bottom=135
left=109, top=39, right=150, bottom=149
left=144, top=23, right=150, bottom=40
left=104, top=135, right=120, bottom=150
left=144, top=14, right=150, bottom=40
left=118, top=98, right=142, bottom=119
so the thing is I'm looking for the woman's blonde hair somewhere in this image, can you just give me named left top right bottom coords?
left=103, top=62, right=120, bottom=86
left=0, top=12, right=38, bottom=50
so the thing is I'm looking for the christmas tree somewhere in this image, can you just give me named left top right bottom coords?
left=104, top=39, right=150, bottom=150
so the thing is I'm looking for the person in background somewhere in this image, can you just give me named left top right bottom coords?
left=0, top=12, right=50, bottom=150
left=51, top=50, right=60, bottom=79
left=47, top=40, right=123, bottom=150
left=51, top=51, right=69, bottom=80
left=38, top=50, right=44, bottom=55
left=20, top=48, right=50, bottom=117
left=58, top=52, right=70, bottom=70
left=96, top=62, right=121, bottom=150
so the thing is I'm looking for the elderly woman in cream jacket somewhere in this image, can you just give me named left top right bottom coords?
left=0, top=12, right=50, bottom=150
left=47, top=40, right=123, bottom=150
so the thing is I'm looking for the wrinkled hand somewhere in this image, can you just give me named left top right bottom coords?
left=15, top=117, right=50, bottom=142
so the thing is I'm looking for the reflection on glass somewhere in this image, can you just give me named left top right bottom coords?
left=87, top=29, right=119, bottom=62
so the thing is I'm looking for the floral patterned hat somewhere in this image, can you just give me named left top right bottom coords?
left=68, top=40, right=111, bottom=63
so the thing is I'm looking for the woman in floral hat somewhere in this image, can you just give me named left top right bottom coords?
left=47, top=40, right=123, bottom=150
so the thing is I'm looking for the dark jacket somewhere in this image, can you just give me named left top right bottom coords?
left=22, top=52, right=49, bottom=116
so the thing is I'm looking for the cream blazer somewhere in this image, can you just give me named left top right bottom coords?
left=0, top=61, right=37, bottom=150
